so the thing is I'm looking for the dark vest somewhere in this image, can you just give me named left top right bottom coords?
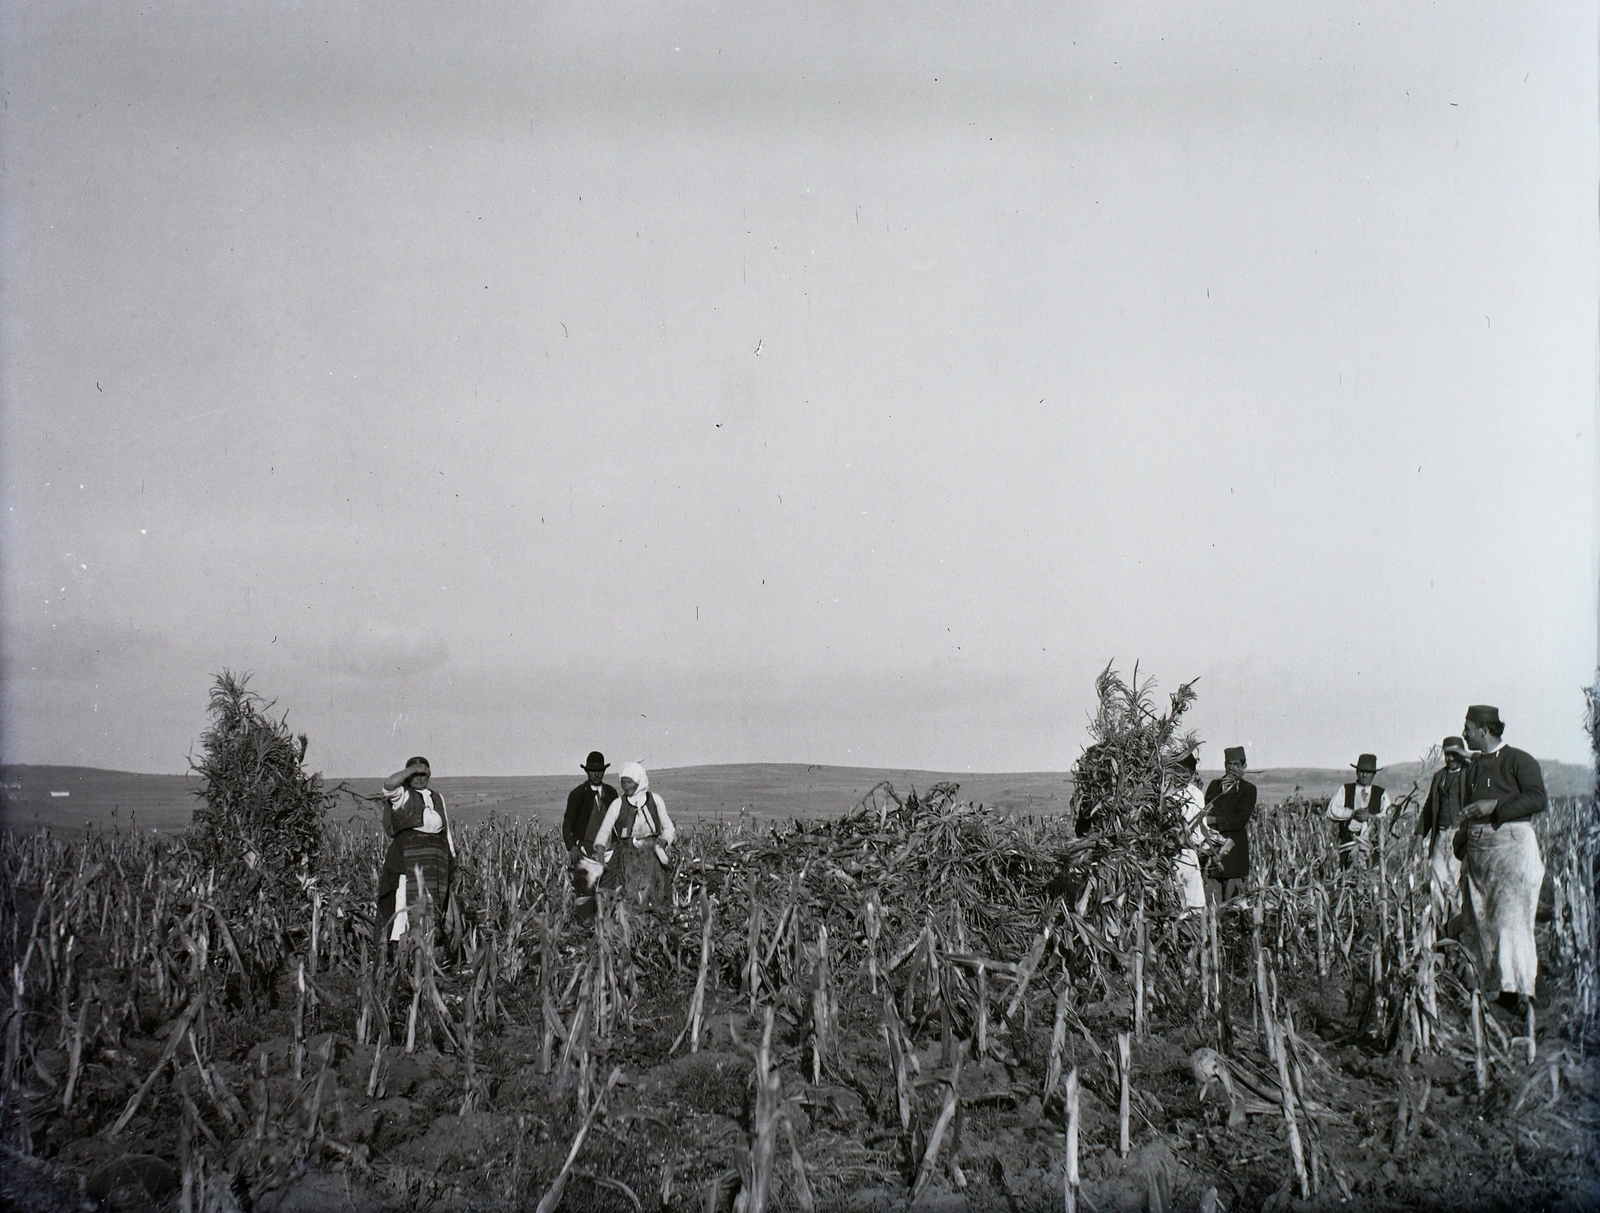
left=1337, top=783, right=1383, bottom=844
left=385, top=788, right=444, bottom=838
left=609, top=793, right=663, bottom=844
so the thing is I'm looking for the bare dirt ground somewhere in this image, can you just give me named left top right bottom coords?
left=8, top=904, right=1593, bottom=1213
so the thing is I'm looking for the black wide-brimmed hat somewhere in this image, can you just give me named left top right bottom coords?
left=583, top=751, right=609, bottom=772
left=1351, top=753, right=1380, bottom=773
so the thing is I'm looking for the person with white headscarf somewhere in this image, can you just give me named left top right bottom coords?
left=592, top=761, right=676, bottom=906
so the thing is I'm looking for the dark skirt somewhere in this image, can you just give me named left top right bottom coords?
left=377, top=829, right=454, bottom=937
left=608, top=841, right=669, bottom=907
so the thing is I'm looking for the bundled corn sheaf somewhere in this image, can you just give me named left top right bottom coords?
left=0, top=667, right=1594, bottom=1213
left=189, top=671, right=340, bottom=897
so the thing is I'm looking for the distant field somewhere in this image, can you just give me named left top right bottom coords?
left=2, top=758, right=1589, bottom=835
left=0, top=764, right=1076, bottom=835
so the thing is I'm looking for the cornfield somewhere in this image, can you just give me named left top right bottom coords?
left=0, top=680, right=1595, bottom=1211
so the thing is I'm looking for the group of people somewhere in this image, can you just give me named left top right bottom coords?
left=369, top=749, right=678, bottom=944
left=371, top=704, right=1550, bottom=1017
left=1170, top=703, right=1550, bottom=1017
left=562, top=751, right=678, bottom=914
left=1172, top=744, right=1257, bottom=910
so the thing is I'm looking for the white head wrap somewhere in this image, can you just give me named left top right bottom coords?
left=619, top=761, right=649, bottom=806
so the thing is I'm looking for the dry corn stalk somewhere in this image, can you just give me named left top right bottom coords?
left=673, top=890, right=715, bottom=1055
left=1063, top=1067, right=1081, bottom=1213
left=1270, top=1016, right=1309, bottom=1198
left=1043, top=984, right=1071, bottom=1106
left=881, top=992, right=916, bottom=1133
left=810, top=923, right=832, bottom=1084
left=911, top=1039, right=965, bottom=1204
left=534, top=1066, right=622, bottom=1213
left=1116, top=1030, right=1132, bottom=1157
left=735, top=1006, right=783, bottom=1213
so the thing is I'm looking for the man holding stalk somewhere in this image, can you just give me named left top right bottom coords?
left=1204, top=746, right=1256, bottom=901
left=1456, top=705, right=1547, bottom=1015
left=565, top=750, right=619, bottom=915
left=1326, top=754, right=1388, bottom=868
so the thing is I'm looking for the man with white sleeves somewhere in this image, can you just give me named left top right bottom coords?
left=1327, top=754, right=1388, bottom=869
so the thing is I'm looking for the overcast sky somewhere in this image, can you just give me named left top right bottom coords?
left=2, top=1, right=1595, bottom=777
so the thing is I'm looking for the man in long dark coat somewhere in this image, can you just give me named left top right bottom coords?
left=1204, top=745, right=1257, bottom=901
left=564, top=751, right=619, bottom=912
left=564, top=751, right=619, bottom=854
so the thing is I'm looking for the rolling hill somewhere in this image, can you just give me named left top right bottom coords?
left=3, top=758, right=1589, bottom=836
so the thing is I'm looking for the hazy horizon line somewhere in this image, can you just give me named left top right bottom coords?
left=5, top=755, right=1591, bottom=781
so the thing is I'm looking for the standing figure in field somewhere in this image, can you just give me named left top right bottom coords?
left=1416, top=735, right=1472, bottom=926
left=1171, top=745, right=1221, bottom=915
left=1204, top=746, right=1257, bottom=901
left=1326, top=754, right=1388, bottom=869
left=1456, top=705, right=1547, bottom=1014
left=376, top=756, right=456, bottom=949
left=564, top=751, right=619, bottom=912
left=593, top=761, right=677, bottom=907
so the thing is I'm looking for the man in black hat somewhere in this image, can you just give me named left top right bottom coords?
left=1416, top=736, right=1472, bottom=924
left=1326, top=754, right=1388, bottom=869
left=564, top=751, right=619, bottom=856
left=1458, top=705, right=1547, bottom=1015
left=1204, top=746, right=1257, bottom=900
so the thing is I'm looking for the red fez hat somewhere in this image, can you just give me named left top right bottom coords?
left=1223, top=746, right=1247, bottom=765
left=1465, top=705, right=1501, bottom=725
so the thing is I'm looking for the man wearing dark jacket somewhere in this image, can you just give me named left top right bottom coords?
left=1204, top=746, right=1257, bottom=901
left=1457, top=706, right=1547, bottom=1014
left=564, top=751, right=619, bottom=855
left=1417, top=735, right=1471, bottom=925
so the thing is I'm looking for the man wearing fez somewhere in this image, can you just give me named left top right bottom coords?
left=564, top=752, right=619, bottom=888
left=1457, top=705, right=1547, bottom=1014
left=1204, top=746, right=1257, bottom=901
left=1327, top=754, right=1389, bottom=868
left=1417, top=736, right=1472, bottom=925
